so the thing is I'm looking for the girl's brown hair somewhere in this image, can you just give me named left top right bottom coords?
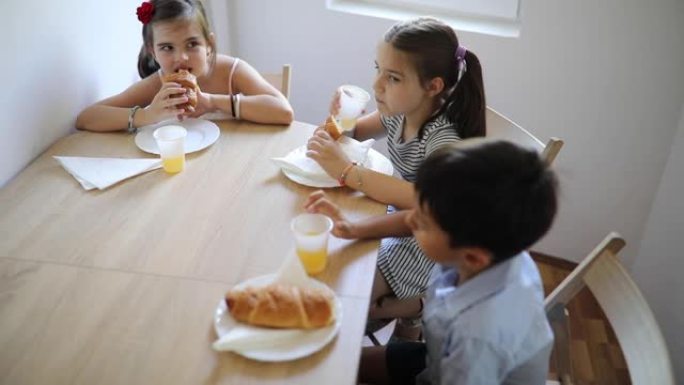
left=384, top=17, right=486, bottom=139
left=137, top=0, right=216, bottom=78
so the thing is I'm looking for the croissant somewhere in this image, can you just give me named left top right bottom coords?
left=226, top=284, right=335, bottom=329
left=324, top=116, right=344, bottom=140
left=162, top=69, right=200, bottom=109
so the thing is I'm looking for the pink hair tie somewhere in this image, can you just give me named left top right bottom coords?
left=455, top=45, right=468, bottom=82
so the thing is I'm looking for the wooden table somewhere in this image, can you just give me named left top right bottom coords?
left=0, top=120, right=385, bottom=385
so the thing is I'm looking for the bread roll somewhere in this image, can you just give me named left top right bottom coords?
left=162, top=69, right=200, bottom=109
left=324, top=116, right=344, bottom=140
left=226, top=284, right=335, bottom=329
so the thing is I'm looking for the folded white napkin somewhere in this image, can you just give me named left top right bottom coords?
left=54, top=156, right=162, bottom=190
left=212, top=324, right=304, bottom=351
left=212, top=253, right=331, bottom=353
left=271, top=137, right=375, bottom=184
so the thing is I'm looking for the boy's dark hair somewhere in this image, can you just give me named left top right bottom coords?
left=384, top=17, right=486, bottom=139
left=415, top=139, right=558, bottom=263
left=137, top=0, right=216, bottom=78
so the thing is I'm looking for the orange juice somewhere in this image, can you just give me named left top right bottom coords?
left=296, top=247, right=327, bottom=274
left=339, top=118, right=357, bottom=130
left=162, top=155, right=185, bottom=173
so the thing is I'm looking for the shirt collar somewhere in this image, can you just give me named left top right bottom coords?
left=423, top=113, right=451, bottom=132
left=434, top=253, right=526, bottom=317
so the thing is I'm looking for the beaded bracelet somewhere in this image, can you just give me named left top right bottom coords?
left=353, top=164, right=363, bottom=188
left=338, top=162, right=358, bottom=187
left=127, top=105, right=141, bottom=133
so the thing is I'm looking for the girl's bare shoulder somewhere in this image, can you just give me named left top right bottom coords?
left=208, top=55, right=269, bottom=95
left=123, top=72, right=162, bottom=97
left=212, top=54, right=239, bottom=75
left=139, top=72, right=163, bottom=88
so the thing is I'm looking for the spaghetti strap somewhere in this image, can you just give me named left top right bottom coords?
left=228, top=58, right=241, bottom=95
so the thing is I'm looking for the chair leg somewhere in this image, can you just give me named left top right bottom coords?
left=548, top=304, right=574, bottom=385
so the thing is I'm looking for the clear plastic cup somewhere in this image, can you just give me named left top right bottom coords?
left=336, top=85, right=371, bottom=130
left=291, top=213, right=334, bottom=275
left=153, top=125, right=187, bottom=173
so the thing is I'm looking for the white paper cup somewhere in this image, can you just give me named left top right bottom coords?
left=291, top=213, right=334, bottom=275
left=337, top=85, right=371, bottom=130
left=153, top=125, right=187, bottom=173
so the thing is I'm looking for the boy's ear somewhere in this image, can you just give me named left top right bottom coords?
left=461, top=247, right=494, bottom=271
left=425, top=77, right=445, bottom=98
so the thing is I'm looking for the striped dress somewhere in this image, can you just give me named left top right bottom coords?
left=377, top=113, right=461, bottom=299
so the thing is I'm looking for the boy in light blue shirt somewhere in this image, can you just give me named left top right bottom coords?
left=354, top=139, right=559, bottom=384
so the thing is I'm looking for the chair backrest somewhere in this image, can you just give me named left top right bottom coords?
left=262, top=64, right=292, bottom=99
left=545, top=232, right=675, bottom=385
left=485, top=106, right=563, bottom=165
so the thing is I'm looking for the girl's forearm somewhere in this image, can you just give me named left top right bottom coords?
left=345, top=166, right=415, bottom=209
left=353, top=211, right=413, bottom=239
left=211, top=94, right=294, bottom=125
left=76, top=105, right=127, bottom=132
left=75, top=105, right=156, bottom=132
left=240, top=95, right=294, bottom=124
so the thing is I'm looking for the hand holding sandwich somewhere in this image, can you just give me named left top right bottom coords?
left=306, top=116, right=352, bottom=181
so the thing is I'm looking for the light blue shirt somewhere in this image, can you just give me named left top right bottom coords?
left=417, top=252, right=553, bottom=385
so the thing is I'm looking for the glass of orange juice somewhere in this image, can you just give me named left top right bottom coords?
left=291, top=213, right=334, bottom=275
left=336, top=85, right=371, bottom=131
left=153, top=125, right=187, bottom=173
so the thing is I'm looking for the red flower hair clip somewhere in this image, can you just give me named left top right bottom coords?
left=136, top=1, right=155, bottom=25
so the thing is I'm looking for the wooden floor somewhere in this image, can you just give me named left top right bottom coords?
left=533, top=253, right=632, bottom=385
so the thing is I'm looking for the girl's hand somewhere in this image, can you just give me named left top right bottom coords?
left=146, top=82, right=190, bottom=123
left=306, top=129, right=350, bottom=179
left=303, top=190, right=358, bottom=239
left=183, top=90, right=213, bottom=118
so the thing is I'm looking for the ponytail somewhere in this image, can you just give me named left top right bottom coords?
left=384, top=17, right=487, bottom=140
left=440, top=51, right=486, bottom=139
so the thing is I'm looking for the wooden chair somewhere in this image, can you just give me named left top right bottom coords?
left=545, top=232, right=675, bottom=385
left=486, top=106, right=563, bottom=165
left=262, top=64, right=292, bottom=99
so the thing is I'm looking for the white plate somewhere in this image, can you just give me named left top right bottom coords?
left=135, top=118, right=220, bottom=155
left=281, top=147, right=394, bottom=188
left=214, top=274, right=342, bottom=362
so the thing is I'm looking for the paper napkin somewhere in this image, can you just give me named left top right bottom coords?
left=54, top=156, right=162, bottom=190
left=273, top=251, right=310, bottom=286
left=271, top=137, right=375, bottom=184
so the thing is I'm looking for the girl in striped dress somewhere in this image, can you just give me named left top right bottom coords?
left=306, top=17, right=486, bottom=338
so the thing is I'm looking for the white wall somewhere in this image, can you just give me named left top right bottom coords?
left=1, top=1, right=142, bottom=186
left=225, top=0, right=684, bottom=266
left=633, top=105, right=684, bottom=381
left=225, top=0, right=684, bottom=376
left=226, top=0, right=391, bottom=122
left=467, top=1, right=684, bottom=268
